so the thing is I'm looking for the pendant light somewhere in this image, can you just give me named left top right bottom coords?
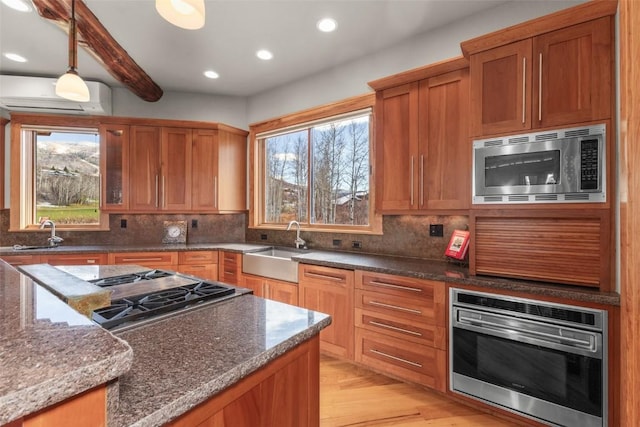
left=55, top=0, right=90, bottom=102
left=155, top=0, right=205, bottom=30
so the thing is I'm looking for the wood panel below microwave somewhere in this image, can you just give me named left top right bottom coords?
left=472, top=215, right=609, bottom=288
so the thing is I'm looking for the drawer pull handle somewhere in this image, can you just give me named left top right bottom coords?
left=369, top=349, right=422, bottom=368
left=305, top=271, right=345, bottom=282
left=369, top=280, right=422, bottom=293
left=121, top=257, right=164, bottom=262
left=368, top=300, right=422, bottom=315
left=369, top=320, right=422, bottom=337
left=86, top=259, right=96, bottom=264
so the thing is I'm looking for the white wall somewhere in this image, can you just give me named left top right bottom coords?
left=112, top=88, right=248, bottom=130
left=247, top=0, right=585, bottom=124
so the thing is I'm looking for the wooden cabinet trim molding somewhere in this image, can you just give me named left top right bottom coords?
left=460, top=0, right=618, bottom=56
left=368, top=56, right=468, bottom=91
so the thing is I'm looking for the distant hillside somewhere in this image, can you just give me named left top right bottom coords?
left=36, top=140, right=100, bottom=176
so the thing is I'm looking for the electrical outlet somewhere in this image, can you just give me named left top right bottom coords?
left=191, top=219, right=198, bottom=228
left=260, top=234, right=268, bottom=240
left=332, top=239, right=342, bottom=247
left=429, top=224, right=444, bottom=237
left=352, top=241, right=362, bottom=249
left=120, top=219, right=127, bottom=228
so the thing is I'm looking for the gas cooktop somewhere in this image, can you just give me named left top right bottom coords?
left=89, top=270, right=243, bottom=331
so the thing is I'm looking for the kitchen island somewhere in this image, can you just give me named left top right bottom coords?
left=0, top=260, right=331, bottom=426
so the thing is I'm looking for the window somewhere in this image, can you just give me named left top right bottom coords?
left=13, top=124, right=107, bottom=230
left=251, top=94, right=381, bottom=233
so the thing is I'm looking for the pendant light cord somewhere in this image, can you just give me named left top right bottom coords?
left=68, top=0, right=77, bottom=71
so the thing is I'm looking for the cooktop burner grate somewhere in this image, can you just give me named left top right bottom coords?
left=88, top=269, right=174, bottom=287
left=92, top=280, right=236, bottom=330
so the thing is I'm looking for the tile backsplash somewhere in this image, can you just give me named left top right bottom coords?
left=1, top=210, right=468, bottom=262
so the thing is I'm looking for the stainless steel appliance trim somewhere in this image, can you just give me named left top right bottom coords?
left=453, top=307, right=602, bottom=358
left=451, top=373, right=603, bottom=427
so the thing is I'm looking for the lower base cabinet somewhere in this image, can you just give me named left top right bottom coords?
left=298, top=265, right=354, bottom=359
left=242, top=274, right=298, bottom=306
left=168, top=336, right=320, bottom=427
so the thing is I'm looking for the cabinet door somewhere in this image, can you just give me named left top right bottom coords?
left=1, top=255, right=41, bottom=266
left=129, top=126, right=161, bottom=211
left=469, top=39, right=532, bottom=137
left=375, top=83, right=419, bottom=212
left=219, top=251, right=242, bottom=285
left=419, top=68, right=470, bottom=210
left=265, top=278, right=298, bottom=306
left=242, top=274, right=265, bottom=297
left=533, top=17, right=612, bottom=128
left=298, top=265, right=354, bottom=359
left=99, top=124, right=129, bottom=211
left=161, top=127, right=192, bottom=211
left=217, top=130, right=247, bottom=211
left=191, top=129, right=219, bottom=211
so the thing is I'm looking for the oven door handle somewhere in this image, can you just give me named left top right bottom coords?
left=459, top=315, right=593, bottom=348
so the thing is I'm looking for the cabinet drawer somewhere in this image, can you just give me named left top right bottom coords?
left=43, top=253, right=108, bottom=266
left=178, top=250, right=218, bottom=265
left=355, top=307, right=445, bottom=350
left=219, top=251, right=241, bottom=285
left=356, top=271, right=446, bottom=326
left=1, top=255, right=42, bottom=266
left=109, top=251, right=178, bottom=268
left=299, top=264, right=351, bottom=286
left=178, top=264, right=218, bottom=282
left=355, top=328, right=446, bottom=392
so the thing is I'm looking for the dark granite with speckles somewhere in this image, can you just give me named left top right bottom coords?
left=109, top=295, right=330, bottom=427
left=0, top=260, right=133, bottom=425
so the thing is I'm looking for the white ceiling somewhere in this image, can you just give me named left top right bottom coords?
left=0, top=0, right=509, bottom=99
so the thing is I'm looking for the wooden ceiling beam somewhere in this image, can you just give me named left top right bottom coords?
left=33, top=0, right=163, bottom=102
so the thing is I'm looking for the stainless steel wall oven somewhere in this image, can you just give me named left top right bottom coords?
left=450, top=288, right=607, bottom=427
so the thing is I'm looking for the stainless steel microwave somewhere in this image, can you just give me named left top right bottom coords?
left=472, top=124, right=606, bottom=204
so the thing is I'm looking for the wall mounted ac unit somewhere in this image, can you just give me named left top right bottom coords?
left=0, top=75, right=112, bottom=115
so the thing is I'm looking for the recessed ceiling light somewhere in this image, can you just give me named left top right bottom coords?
left=256, top=49, right=273, bottom=61
left=4, top=52, right=27, bottom=62
left=204, top=70, right=219, bottom=79
left=317, top=18, right=337, bottom=33
left=1, top=0, right=31, bottom=12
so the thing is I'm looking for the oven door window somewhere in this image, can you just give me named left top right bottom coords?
left=484, top=150, right=560, bottom=187
left=453, top=328, right=602, bottom=417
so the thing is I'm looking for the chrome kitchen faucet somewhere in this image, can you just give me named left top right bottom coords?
left=40, top=220, right=64, bottom=247
left=286, top=220, right=306, bottom=249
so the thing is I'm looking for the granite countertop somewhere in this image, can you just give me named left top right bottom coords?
left=110, top=295, right=330, bottom=427
left=0, top=260, right=133, bottom=425
left=0, top=242, right=620, bottom=306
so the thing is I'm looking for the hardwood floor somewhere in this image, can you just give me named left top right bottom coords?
left=320, top=354, right=521, bottom=427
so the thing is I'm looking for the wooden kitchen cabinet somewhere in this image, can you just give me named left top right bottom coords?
left=19, top=385, right=106, bottom=427
left=128, top=126, right=192, bottom=211
left=177, top=250, right=218, bottom=281
left=466, top=14, right=613, bottom=137
left=219, top=251, right=242, bottom=285
left=0, top=118, right=7, bottom=210
left=354, top=270, right=447, bottom=391
left=0, top=254, right=41, bottom=266
left=41, top=253, right=108, bottom=266
left=242, top=274, right=298, bottom=305
left=108, top=251, right=178, bottom=270
left=99, top=124, right=130, bottom=211
left=370, top=57, right=470, bottom=213
left=191, top=127, right=248, bottom=212
left=298, top=264, right=354, bottom=359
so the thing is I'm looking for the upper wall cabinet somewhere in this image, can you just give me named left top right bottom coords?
left=191, top=128, right=247, bottom=212
left=100, top=124, right=130, bottom=211
left=369, top=57, right=470, bottom=213
left=129, top=126, right=192, bottom=212
left=463, top=2, right=615, bottom=137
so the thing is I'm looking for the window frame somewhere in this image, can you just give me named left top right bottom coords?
left=249, top=93, right=382, bottom=234
left=9, top=114, right=109, bottom=232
